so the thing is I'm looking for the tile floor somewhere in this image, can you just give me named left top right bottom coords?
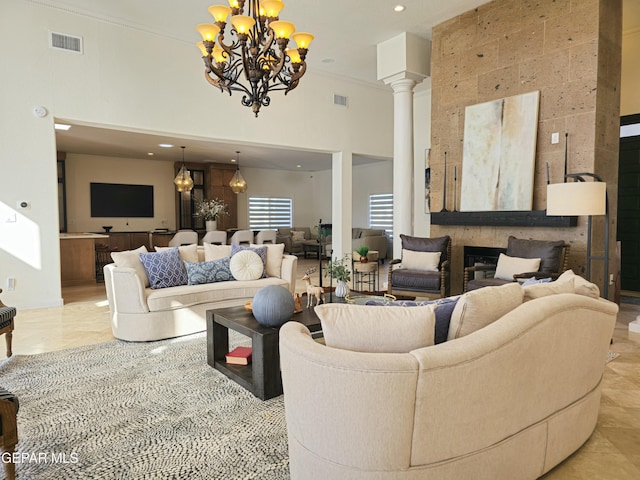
left=2, top=258, right=639, bottom=478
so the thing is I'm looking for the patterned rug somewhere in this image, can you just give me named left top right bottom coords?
left=0, top=332, right=288, bottom=479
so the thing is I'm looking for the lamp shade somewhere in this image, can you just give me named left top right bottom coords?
left=269, top=20, right=295, bottom=39
left=292, top=32, right=314, bottom=49
left=208, top=5, right=232, bottom=23
left=195, top=23, right=220, bottom=42
left=230, top=15, right=256, bottom=34
left=547, top=182, right=606, bottom=216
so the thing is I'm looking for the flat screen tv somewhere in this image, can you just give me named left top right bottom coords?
left=90, top=182, right=154, bottom=218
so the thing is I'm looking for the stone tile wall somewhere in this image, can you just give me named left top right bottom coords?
left=429, top=0, right=621, bottom=296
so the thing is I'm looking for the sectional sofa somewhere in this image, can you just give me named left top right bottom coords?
left=280, top=271, right=617, bottom=479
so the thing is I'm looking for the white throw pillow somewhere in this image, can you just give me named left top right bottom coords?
left=556, top=269, right=600, bottom=298
left=494, top=253, right=541, bottom=281
left=250, top=243, right=284, bottom=278
left=155, top=244, right=198, bottom=263
left=447, top=282, right=524, bottom=340
left=401, top=250, right=441, bottom=272
left=110, top=245, right=150, bottom=287
left=315, top=303, right=436, bottom=353
left=203, top=243, right=232, bottom=261
left=229, top=250, right=264, bottom=281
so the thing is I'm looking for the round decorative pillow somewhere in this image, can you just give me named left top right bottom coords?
left=229, top=249, right=264, bottom=281
left=251, top=285, right=295, bottom=327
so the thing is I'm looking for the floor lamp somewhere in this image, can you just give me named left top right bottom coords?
left=546, top=173, right=609, bottom=298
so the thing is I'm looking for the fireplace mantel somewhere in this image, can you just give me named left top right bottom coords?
left=430, top=210, right=577, bottom=228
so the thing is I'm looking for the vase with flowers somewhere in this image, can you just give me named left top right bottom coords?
left=325, top=254, right=351, bottom=297
left=195, top=198, right=228, bottom=231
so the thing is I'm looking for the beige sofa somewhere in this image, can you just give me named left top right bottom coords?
left=280, top=274, right=617, bottom=479
left=104, top=244, right=297, bottom=342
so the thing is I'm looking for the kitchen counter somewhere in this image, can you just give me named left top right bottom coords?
left=60, top=233, right=109, bottom=286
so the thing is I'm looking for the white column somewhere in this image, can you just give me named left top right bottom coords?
left=389, top=77, right=416, bottom=258
left=377, top=32, right=429, bottom=259
left=331, top=151, right=352, bottom=261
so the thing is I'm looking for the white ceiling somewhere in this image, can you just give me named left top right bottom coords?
left=50, top=0, right=640, bottom=171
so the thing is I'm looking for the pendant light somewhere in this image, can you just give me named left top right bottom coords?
left=229, top=150, right=247, bottom=193
left=174, top=146, right=194, bottom=192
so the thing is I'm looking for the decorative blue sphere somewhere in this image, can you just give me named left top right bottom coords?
left=251, top=285, right=295, bottom=327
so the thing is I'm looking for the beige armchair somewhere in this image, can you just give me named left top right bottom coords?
left=276, top=227, right=317, bottom=255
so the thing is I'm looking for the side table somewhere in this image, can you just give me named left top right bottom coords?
left=352, top=261, right=378, bottom=292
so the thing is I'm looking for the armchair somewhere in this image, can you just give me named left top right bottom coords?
left=0, top=387, right=19, bottom=480
left=276, top=227, right=317, bottom=255
left=0, top=288, right=15, bottom=358
left=387, top=235, right=451, bottom=299
left=464, top=236, right=570, bottom=292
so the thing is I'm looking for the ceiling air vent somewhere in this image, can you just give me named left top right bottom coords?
left=50, top=32, right=83, bottom=54
left=333, top=94, right=348, bottom=108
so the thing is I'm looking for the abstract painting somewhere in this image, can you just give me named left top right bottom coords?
left=460, top=91, right=540, bottom=212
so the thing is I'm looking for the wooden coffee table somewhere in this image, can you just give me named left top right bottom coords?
left=206, top=306, right=322, bottom=400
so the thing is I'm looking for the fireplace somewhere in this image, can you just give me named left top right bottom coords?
left=463, top=245, right=507, bottom=280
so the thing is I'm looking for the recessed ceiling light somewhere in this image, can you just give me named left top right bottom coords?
left=231, top=158, right=237, bottom=163
left=147, top=152, right=154, bottom=156
left=54, top=123, right=71, bottom=130
left=297, top=164, right=302, bottom=168
left=158, top=143, right=174, bottom=148
left=394, top=5, right=406, bottom=12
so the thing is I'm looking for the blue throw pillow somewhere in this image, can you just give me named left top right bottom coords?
left=184, top=258, right=234, bottom=285
left=521, top=276, right=552, bottom=287
left=363, top=297, right=459, bottom=345
left=139, top=247, right=188, bottom=289
left=231, top=244, right=267, bottom=278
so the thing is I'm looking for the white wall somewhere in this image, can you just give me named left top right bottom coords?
left=0, top=0, right=395, bottom=308
left=65, top=154, right=177, bottom=232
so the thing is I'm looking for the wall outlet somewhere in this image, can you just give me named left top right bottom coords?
left=7, top=278, right=16, bottom=291
left=609, top=274, right=615, bottom=285
left=551, top=132, right=560, bottom=144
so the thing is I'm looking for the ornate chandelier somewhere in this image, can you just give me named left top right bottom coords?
left=196, top=0, right=314, bottom=117
left=174, top=146, right=194, bottom=192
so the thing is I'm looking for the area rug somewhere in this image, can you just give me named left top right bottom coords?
left=0, top=332, right=289, bottom=479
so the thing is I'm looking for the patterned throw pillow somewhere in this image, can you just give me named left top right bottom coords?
left=184, top=258, right=234, bottom=285
left=231, top=244, right=267, bottom=278
left=139, top=247, right=188, bottom=289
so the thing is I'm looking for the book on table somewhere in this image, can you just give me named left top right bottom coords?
left=225, top=346, right=252, bottom=365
